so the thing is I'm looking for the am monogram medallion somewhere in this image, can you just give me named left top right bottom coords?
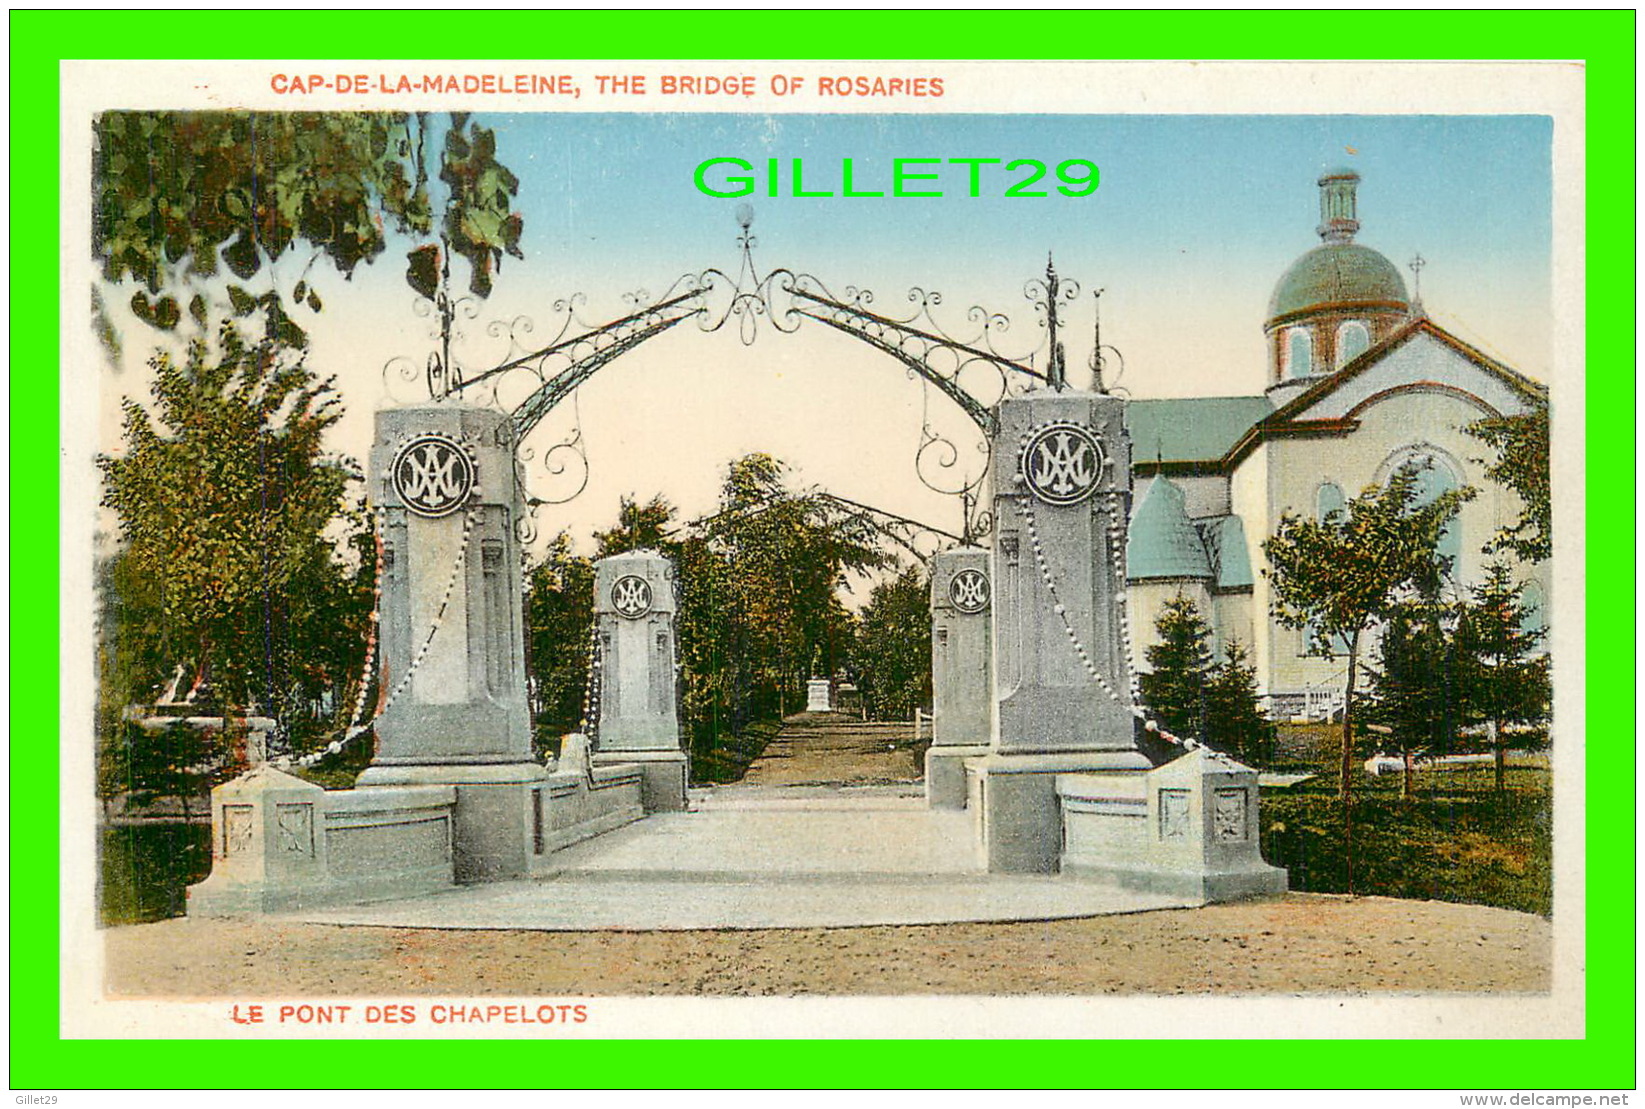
left=1020, top=421, right=1105, bottom=506
left=392, top=432, right=477, bottom=518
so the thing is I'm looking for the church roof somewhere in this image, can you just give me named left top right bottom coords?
left=1267, top=242, right=1410, bottom=324
left=1127, top=476, right=1212, bottom=580
left=1126, top=396, right=1273, bottom=467
left=1225, top=317, right=1548, bottom=467
left=1198, top=515, right=1254, bottom=590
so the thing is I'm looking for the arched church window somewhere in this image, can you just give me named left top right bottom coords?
left=1383, top=448, right=1465, bottom=575
left=1413, top=459, right=1462, bottom=571
left=1316, top=481, right=1345, bottom=523
left=1520, top=580, right=1547, bottom=635
left=1287, top=328, right=1313, bottom=378
left=1337, top=320, right=1370, bottom=368
left=1307, top=482, right=1350, bottom=654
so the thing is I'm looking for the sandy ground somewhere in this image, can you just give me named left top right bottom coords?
left=734, top=713, right=922, bottom=788
left=105, top=894, right=1549, bottom=997
left=103, top=713, right=1551, bottom=998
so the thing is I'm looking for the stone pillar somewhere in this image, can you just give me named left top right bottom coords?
left=969, top=389, right=1152, bottom=872
left=925, top=545, right=993, bottom=808
left=355, top=404, right=548, bottom=882
left=591, top=549, right=688, bottom=811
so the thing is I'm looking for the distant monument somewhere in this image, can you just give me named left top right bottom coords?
left=805, top=678, right=833, bottom=713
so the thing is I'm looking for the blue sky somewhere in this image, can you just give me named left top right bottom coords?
left=101, top=111, right=1556, bottom=556
left=488, top=112, right=1552, bottom=378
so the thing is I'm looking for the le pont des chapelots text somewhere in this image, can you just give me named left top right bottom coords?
left=229, top=1002, right=589, bottom=1027
left=268, top=72, right=943, bottom=100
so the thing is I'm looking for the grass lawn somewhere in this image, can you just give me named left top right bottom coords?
left=690, top=718, right=783, bottom=785
left=1259, top=725, right=1552, bottom=917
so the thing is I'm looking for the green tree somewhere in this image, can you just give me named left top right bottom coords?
left=97, top=325, right=370, bottom=737
left=1138, top=597, right=1273, bottom=764
left=702, top=454, right=888, bottom=724
left=523, top=532, right=596, bottom=751
left=1466, top=401, right=1551, bottom=564
left=1203, top=639, right=1276, bottom=767
left=675, top=533, right=736, bottom=757
left=594, top=494, right=678, bottom=558
left=1264, top=462, right=1475, bottom=802
left=853, top=565, right=931, bottom=721
left=95, top=548, right=167, bottom=804
left=1138, top=594, right=1214, bottom=744
left=93, top=110, right=522, bottom=350
left=1455, top=563, right=1552, bottom=792
left=1363, top=602, right=1464, bottom=799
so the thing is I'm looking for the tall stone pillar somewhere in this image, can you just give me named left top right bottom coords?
left=591, top=549, right=689, bottom=811
left=969, top=389, right=1152, bottom=872
left=355, top=404, right=548, bottom=882
left=925, top=545, right=993, bottom=808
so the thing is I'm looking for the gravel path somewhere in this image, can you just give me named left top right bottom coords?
left=104, top=894, right=1550, bottom=997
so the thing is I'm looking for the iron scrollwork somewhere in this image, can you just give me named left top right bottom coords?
left=392, top=206, right=1092, bottom=533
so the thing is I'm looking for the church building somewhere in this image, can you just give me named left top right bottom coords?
left=1123, top=170, right=1549, bottom=719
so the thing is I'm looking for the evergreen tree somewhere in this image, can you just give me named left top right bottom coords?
left=523, top=532, right=595, bottom=749
left=1364, top=603, right=1464, bottom=798
left=1138, top=595, right=1214, bottom=744
left=1203, top=639, right=1276, bottom=766
left=1455, top=563, right=1552, bottom=792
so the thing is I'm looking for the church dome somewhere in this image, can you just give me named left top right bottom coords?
left=1265, top=169, right=1410, bottom=328
left=1266, top=242, right=1409, bottom=324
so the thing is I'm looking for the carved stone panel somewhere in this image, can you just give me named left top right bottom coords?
left=223, top=804, right=254, bottom=856
left=1213, top=788, right=1248, bottom=842
left=1158, top=788, right=1191, bottom=840
left=275, top=802, right=315, bottom=857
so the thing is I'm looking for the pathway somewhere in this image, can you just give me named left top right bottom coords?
left=299, top=712, right=1195, bottom=931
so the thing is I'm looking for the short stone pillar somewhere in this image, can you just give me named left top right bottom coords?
left=187, top=766, right=333, bottom=914
left=591, top=549, right=688, bottom=811
left=1058, top=748, right=1287, bottom=901
left=925, top=545, right=993, bottom=808
left=969, top=389, right=1151, bottom=872
left=354, top=404, right=547, bottom=882
left=805, top=678, right=833, bottom=712
left=188, top=762, right=465, bottom=914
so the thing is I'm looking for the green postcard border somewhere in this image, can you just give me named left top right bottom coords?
left=12, top=9, right=1635, bottom=1092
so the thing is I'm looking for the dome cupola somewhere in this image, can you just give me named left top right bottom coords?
left=1265, top=170, right=1413, bottom=392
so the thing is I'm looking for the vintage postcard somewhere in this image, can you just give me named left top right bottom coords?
left=57, top=52, right=1591, bottom=1060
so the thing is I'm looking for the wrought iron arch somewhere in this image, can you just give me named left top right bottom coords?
left=392, top=208, right=1089, bottom=545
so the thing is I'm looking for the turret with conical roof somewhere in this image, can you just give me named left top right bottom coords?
left=1265, top=170, right=1411, bottom=397
left=1127, top=476, right=1211, bottom=582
